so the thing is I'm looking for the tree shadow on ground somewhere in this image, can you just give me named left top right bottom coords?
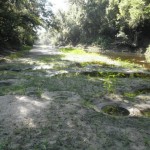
left=0, top=46, right=150, bottom=149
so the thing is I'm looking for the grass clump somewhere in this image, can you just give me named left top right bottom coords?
left=123, top=92, right=137, bottom=100
left=116, top=58, right=138, bottom=69
left=21, top=45, right=32, bottom=51
left=7, top=45, right=32, bottom=59
left=103, top=73, right=118, bottom=94
left=123, top=88, right=150, bottom=101
left=0, top=84, right=26, bottom=96
left=79, top=61, right=109, bottom=67
left=38, top=55, right=64, bottom=63
left=60, top=48, right=86, bottom=55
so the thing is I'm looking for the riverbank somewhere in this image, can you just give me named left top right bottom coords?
left=0, top=45, right=150, bottom=149
left=60, top=45, right=150, bottom=70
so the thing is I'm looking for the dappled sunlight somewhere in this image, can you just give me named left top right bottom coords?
left=15, top=96, right=50, bottom=127
left=12, top=57, right=56, bottom=71
left=16, top=57, right=55, bottom=68
left=18, top=106, right=36, bottom=128
left=67, top=120, right=75, bottom=128
left=0, top=46, right=150, bottom=149
left=33, top=65, right=54, bottom=70
left=19, top=106, right=28, bottom=116
left=12, top=46, right=67, bottom=71
left=1, top=0, right=150, bottom=148
left=135, top=101, right=150, bottom=110
left=0, top=95, right=51, bottom=129
left=45, top=70, right=69, bottom=77
left=16, top=96, right=49, bottom=128
left=62, top=51, right=144, bottom=71
left=41, top=91, right=54, bottom=101
left=136, top=94, right=150, bottom=101
left=103, top=51, right=150, bottom=70
left=15, top=96, right=50, bottom=108
left=29, top=45, right=62, bottom=56
left=62, top=53, right=115, bottom=64
left=4, top=45, right=148, bottom=78
left=33, top=45, right=54, bottom=48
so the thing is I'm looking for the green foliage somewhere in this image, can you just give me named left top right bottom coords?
left=103, top=73, right=117, bottom=94
left=21, top=45, right=32, bottom=51
left=49, top=0, right=110, bottom=46
left=94, top=36, right=113, bottom=48
left=123, top=92, right=137, bottom=100
left=50, top=0, right=150, bottom=50
left=7, top=45, right=32, bottom=59
left=107, top=0, right=150, bottom=47
left=0, top=0, right=53, bottom=49
left=117, top=0, right=147, bottom=28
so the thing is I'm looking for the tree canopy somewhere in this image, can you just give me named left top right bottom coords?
left=49, top=0, right=150, bottom=50
left=1, top=0, right=150, bottom=51
left=0, top=0, right=53, bottom=49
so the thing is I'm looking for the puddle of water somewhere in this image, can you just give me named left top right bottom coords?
left=101, top=105, right=130, bottom=116
left=101, top=52, right=150, bottom=69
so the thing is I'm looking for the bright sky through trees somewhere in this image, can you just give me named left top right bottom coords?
left=49, top=0, right=69, bottom=12
left=38, top=0, right=68, bottom=34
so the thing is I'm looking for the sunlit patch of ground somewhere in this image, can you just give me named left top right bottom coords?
left=0, top=45, right=150, bottom=149
left=60, top=48, right=144, bottom=70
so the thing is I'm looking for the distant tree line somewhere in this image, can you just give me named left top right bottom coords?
left=50, top=0, right=150, bottom=51
left=1, top=0, right=150, bottom=52
left=0, top=0, right=53, bottom=50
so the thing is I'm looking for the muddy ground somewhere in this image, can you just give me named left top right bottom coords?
left=0, top=45, right=150, bottom=150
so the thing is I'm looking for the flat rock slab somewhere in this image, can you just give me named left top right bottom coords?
left=0, top=65, right=33, bottom=72
left=96, top=102, right=142, bottom=117
left=0, top=95, right=50, bottom=132
left=41, top=91, right=82, bottom=103
left=28, top=45, right=62, bottom=57
left=0, top=91, right=83, bottom=134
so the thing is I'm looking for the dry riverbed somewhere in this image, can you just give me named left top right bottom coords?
left=0, top=45, right=150, bottom=150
